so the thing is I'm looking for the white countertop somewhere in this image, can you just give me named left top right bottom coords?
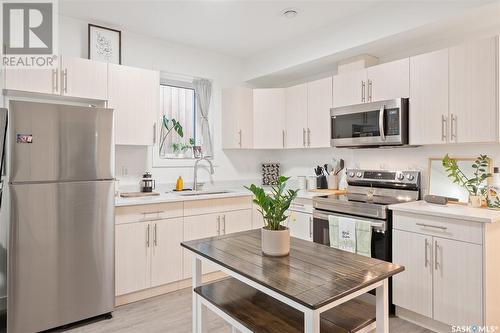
left=115, top=188, right=323, bottom=207
left=389, top=200, right=500, bottom=223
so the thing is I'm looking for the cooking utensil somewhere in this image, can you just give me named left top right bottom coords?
left=324, top=164, right=330, bottom=175
left=335, top=159, right=345, bottom=175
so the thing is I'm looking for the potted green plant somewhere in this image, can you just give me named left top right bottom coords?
left=442, top=154, right=491, bottom=208
left=159, top=116, right=183, bottom=156
left=245, top=176, right=298, bottom=256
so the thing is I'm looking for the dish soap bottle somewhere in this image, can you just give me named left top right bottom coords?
left=176, top=176, right=184, bottom=191
left=487, top=167, right=500, bottom=209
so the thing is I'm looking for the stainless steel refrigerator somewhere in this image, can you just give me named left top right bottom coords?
left=7, top=101, right=115, bottom=333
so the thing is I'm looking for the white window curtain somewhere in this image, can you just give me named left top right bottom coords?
left=193, top=78, right=213, bottom=157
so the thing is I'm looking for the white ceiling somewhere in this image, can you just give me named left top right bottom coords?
left=60, top=1, right=383, bottom=58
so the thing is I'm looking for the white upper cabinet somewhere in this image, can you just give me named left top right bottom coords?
left=253, top=88, right=286, bottom=149
left=449, top=36, right=498, bottom=143
left=4, top=68, right=57, bottom=95
left=285, top=84, right=308, bottom=149
left=60, top=56, right=108, bottom=100
left=409, top=49, right=449, bottom=145
left=332, top=69, right=366, bottom=108
left=366, top=58, right=409, bottom=102
left=307, top=77, right=333, bottom=148
left=222, top=87, right=254, bottom=149
left=108, top=64, right=159, bottom=146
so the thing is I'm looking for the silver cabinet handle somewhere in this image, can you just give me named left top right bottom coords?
left=379, top=104, right=386, bottom=141
left=367, top=79, right=373, bottom=102
left=52, top=68, right=58, bottom=93
left=309, top=217, right=313, bottom=238
left=416, top=222, right=447, bottom=230
left=238, top=129, right=242, bottom=147
left=361, top=81, right=366, bottom=102
left=434, top=240, right=439, bottom=270
left=153, top=223, right=157, bottom=246
left=424, top=238, right=429, bottom=267
left=222, top=215, right=226, bottom=235
left=216, top=216, right=221, bottom=235
left=282, top=130, right=285, bottom=148
left=62, top=68, right=68, bottom=93
left=307, top=128, right=311, bottom=147
left=450, top=114, right=457, bottom=142
left=146, top=224, right=150, bottom=247
left=303, top=128, right=306, bottom=147
left=441, top=114, right=448, bottom=142
left=153, top=123, right=157, bottom=144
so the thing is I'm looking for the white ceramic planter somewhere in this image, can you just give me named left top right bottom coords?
left=261, top=227, right=290, bottom=257
left=469, top=195, right=482, bottom=208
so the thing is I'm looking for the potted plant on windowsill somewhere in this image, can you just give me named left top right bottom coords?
left=245, top=176, right=298, bottom=256
left=442, top=154, right=491, bottom=208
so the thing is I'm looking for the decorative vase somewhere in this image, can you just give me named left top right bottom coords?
left=469, top=195, right=482, bottom=208
left=261, top=227, right=290, bottom=257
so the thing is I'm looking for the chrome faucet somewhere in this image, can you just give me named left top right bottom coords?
left=193, top=157, right=214, bottom=191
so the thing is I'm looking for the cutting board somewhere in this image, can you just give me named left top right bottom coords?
left=307, top=189, right=347, bottom=195
left=120, top=192, right=160, bottom=198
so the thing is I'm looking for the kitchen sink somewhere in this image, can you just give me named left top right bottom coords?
left=171, top=190, right=233, bottom=196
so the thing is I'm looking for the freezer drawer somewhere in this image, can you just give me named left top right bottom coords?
left=8, top=180, right=115, bottom=333
left=9, top=100, right=113, bottom=183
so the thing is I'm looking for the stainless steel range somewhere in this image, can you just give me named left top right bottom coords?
left=313, top=169, right=421, bottom=262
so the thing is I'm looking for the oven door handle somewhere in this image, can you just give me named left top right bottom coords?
left=313, top=211, right=385, bottom=229
left=379, top=104, right=386, bottom=141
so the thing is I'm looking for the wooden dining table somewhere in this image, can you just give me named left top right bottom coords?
left=181, top=229, right=404, bottom=333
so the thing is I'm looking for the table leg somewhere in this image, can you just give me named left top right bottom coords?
left=304, top=309, right=320, bottom=333
left=376, top=278, right=389, bottom=333
left=192, top=257, right=206, bottom=333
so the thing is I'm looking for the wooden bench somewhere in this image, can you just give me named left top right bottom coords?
left=195, top=277, right=376, bottom=333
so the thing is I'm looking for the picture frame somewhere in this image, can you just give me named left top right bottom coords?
left=88, top=24, right=121, bottom=64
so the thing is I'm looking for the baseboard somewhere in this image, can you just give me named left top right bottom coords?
left=115, top=271, right=227, bottom=306
left=396, top=306, right=451, bottom=333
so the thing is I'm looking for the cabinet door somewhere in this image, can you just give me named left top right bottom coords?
left=392, top=230, right=433, bottom=318
left=253, top=88, right=285, bottom=149
left=108, top=64, right=159, bottom=145
left=433, top=237, right=483, bottom=326
left=150, top=218, right=183, bottom=287
left=223, top=209, right=252, bottom=235
left=307, top=77, right=333, bottom=148
left=409, top=49, right=449, bottom=145
left=222, top=87, right=253, bottom=149
left=252, top=204, right=265, bottom=230
left=288, top=211, right=313, bottom=241
left=183, top=213, right=220, bottom=279
left=4, top=68, right=57, bottom=94
left=332, top=70, right=366, bottom=108
left=449, top=37, right=498, bottom=143
left=115, top=222, right=150, bottom=295
left=61, top=56, right=107, bottom=100
left=366, top=58, right=409, bottom=102
left=285, top=84, right=308, bottom=149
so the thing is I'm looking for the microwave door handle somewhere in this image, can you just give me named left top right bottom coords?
left=379, top=104, right=386, bottom=141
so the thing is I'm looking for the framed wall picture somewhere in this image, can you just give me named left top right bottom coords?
left=88, top=24, right=121, bottom=64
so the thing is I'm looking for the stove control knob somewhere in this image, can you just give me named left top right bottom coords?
left=397, top=173, right=405, bottom=181
left=356, top=172, right=363, bottom=178
left=407, top=174, right=415, bottom=181
left=348, top=171, right=355, bottom=178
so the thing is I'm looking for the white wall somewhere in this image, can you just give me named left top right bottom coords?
left=60, top=15, right=275, bottom=189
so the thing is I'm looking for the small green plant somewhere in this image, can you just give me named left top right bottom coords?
left=159, top=116, right=184, bottom=153
left=442, top=154, right=491, bottom=196
left=172, top=138, right=195, bottom=156
left=245, top=176, right=298, bottom=231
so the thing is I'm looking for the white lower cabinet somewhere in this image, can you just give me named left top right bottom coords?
left=288, top=211, right=313, bottom=241
left=393, top=212, right=484, bottom=327
left=252, top=204, right=265, bottom=230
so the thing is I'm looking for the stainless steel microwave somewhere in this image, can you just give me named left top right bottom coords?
left=330, top=98, right=408, bottom=148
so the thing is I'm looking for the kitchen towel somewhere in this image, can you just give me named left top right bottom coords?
left=328, top=215, right=339, bottom=248
left=356, top=220, right=372, bottom=257
left=338, top=217, right=356, bottom=253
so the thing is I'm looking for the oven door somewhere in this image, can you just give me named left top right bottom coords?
left=330, top=98, right=408, bottom=148
left=312, top=209, right=390, bottom=262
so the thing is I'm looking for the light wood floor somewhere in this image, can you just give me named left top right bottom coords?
left=63, top=288, right=433, bottom=333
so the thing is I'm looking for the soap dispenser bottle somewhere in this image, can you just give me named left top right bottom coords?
left=176, top=176, right=184, bottom=191
left=487, top=167, right=500, bottom=209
